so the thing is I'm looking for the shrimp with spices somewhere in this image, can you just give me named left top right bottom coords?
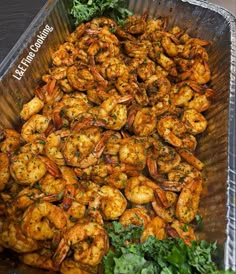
left=125, top=175, right=159, bottom=204
left=181, top=108, right=207, bottom=135
left=20, top=249, right=59, bottom=272
left=119, top=207, right=151, bottom=227
left=0, top=129, right=21, bottom=154
left=10, top=153, right=48, bottom=185
left=0, top=153, right=10, bottom=191
left=176, top=179, right=202, bottom=223
left=140, top=216, right=167, bottom=243
left=53, top=222, right=109, bottom=267
left=98, top=185, right=127, bottom=220
left=167, top=220, right=196, bottom=246
left=20, top=96, right=44, bottom=121
left=21, top=114, right=51, bottom=142
left=157, top=115, right=186, bottom=147
left=0, top=221, right=41, bottom=253
left=21, top=201, right=67, bottom=241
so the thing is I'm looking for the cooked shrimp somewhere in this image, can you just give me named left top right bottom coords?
left=21, top=114, right=51, bottom=142
left=65, top=201, right=86, bottom=228
left=168, top=220, right=196, bottom=246
left=89, top=94, right=132, bottom=130
left=157, top=115, right=186, bottom=147
left=74, top=180, right=100, bottom=206
left=45, top=130, right=70, bottom=165
left=66, top=22, right=87, bottom=43
left=10, top=153, right=47, bottom=185
left=20, top=96, right=44, bottom=121
left=53, top=222, right=109, bottom=267
left=176, top=179, right=202, bottom=223
left=0, top=221, right=40, bottom=253
left=0, top=129, right=21, bottom=153
left=176, top=148, right=204, bottom=170
left=182, top=109, right=207, bottom=135
left=52, top=42, right=78, bottom=67
left=137, top=58, right=156, bottom=81
left=124, top=40, right=151, bottom=58
left=21, top=201, right=67, bottom=240
left=188, top=93, right=211, bottom=112
left=152, top=191, right=178, bottom=222
left=63, top=127, right=102, bottom=167
left=60, top=258, right=96, bottom=274
left=167, top=162, right=203, bottom=185
left=119, top=208, right=151, bottom=227
left=0, top=153, right=10, bottom=191
left=67, top=65, right=104, bottom=91
left=19, top=138, right=45, bottom=155
left=39, top=173, right=66, bottom=196
left=20, top=249, right=59, bottom=272
left=125, top=175, right=159, bottom=204
left=99, top=57, right=128, bottom=81
left=10, top=187, right=58, bottom=213
left=90, top=17, right=117, bottom=30
left=140, top=216, right=167, bottom=243
left=119, top=137, right=149, bottom=170
left=129, top=107, right=157, bottom=136
left=98, top=185, right=127, bottom=220
left=35, top=79, right=63, bottom=103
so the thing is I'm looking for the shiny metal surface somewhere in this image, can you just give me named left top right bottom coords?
left=0, top=0, right=235, bottom=272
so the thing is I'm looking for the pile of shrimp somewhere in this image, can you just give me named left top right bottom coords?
left=0, top=13, right=214, bottom=273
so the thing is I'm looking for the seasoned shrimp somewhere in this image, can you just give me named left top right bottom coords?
left=0, top=153, right=10, bottom=191
left=151, top=141, right=181, bottom=174
left=176, top=179, right=202, bottom=223
left=89, top=94, right=132, bottom=130
left=66, top=22, right=87, bottom=43
left=167, top=162, right=203, bottom=186
left=152, top=191, right=178, bottom=222
left=125, top=175, right=159, bottom=204
left=63, top=127, right=101, bottom=167
left=90, top=17, right=117, bottom=30
left=52, top=42, right=78, bottom=67
left=98, top=185, right=127, bottom=220
left=119, top=208, right=151, bottom=227
left=128, top=107, right=157, bottom=137
left=74, top=180, right=100, bottom=206
left=137, top=58, right=156, bottom=81
left=45, top=130, right=70, bottom=165
left=0, top=221, right=40, bottom=253
left=10, top=153, right=47, bottom=185
left=157, top=115, right=186, bottom=147
left=67, top=65, right=105, bottom=91
left=53, top=222, right=109, bottom=267
left=20, top=249, right=59, bottom=272
left=20, top=138, right=45, bottom=155
left=182, top=109, right=207, bottom=135
left=35, top=79, right=63, bottom=103
left=21, top=201, right=67, bottom=241
left=20, top=96, right=44, bottom=120
left=60, top=258, right=96, bottom=274
left=0, top=129, right=21, bottom=153
left=124, top=40, right=151, bottom=58
left=119, top=137, right=150, bottom=170
left=64, top=201, right=86, bottom=228
left=140, top=216, right=167, bottom=243
left=176, top=148, right=204, bottom=171
left=99, top=57, right=128, bottom=80
left=21, top=114, right=51, bottom=142
left=168, top=220, right=196, bottom=246
left=39, top=173, right=66, bottom=196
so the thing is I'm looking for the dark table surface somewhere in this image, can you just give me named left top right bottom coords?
left=0, top=0, right=47, bottom=64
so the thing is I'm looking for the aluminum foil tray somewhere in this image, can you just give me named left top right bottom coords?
left=0, top=0, right=235, bottom=272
